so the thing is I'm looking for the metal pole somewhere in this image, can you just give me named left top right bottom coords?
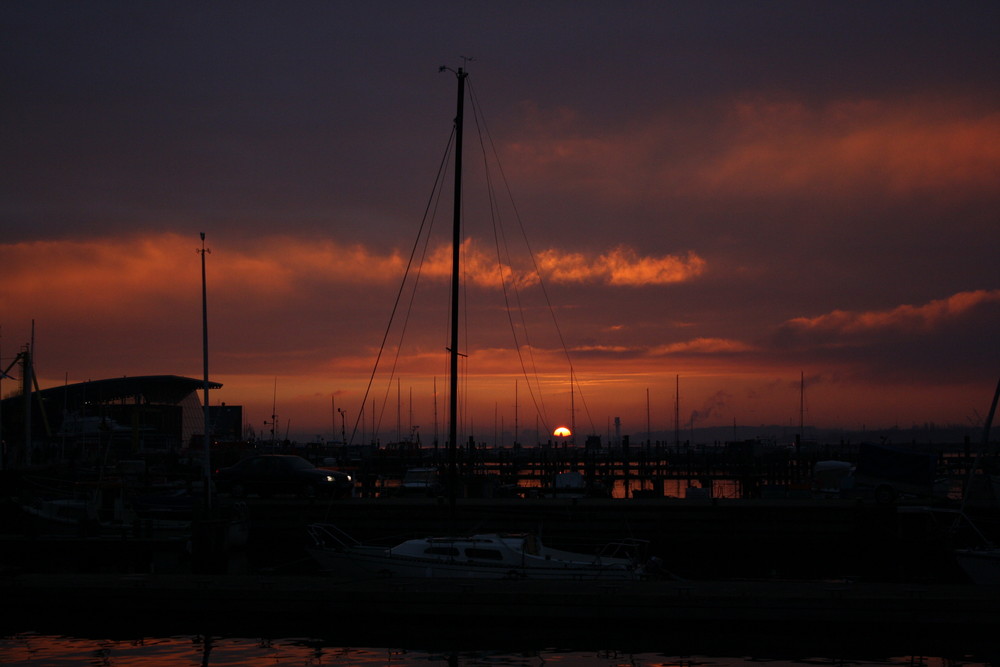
left=199, top=233, right=212, bottom=510
left=25, top=324, right=33, bottom=467
left=646, top=387, right=651, bottom=453
left=0, top=327, right=3, bottom=471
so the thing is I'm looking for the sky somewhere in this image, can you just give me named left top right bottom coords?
left=2, top=1, right=999, bottom=445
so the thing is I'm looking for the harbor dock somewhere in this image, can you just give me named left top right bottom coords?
left=2, top=437, right=997, bottom=654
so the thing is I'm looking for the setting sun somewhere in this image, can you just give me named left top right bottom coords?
left=553, top=427, right=572, bottom=437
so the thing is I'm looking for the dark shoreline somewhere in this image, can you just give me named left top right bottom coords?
left=3, top=573, right=999, bottom=657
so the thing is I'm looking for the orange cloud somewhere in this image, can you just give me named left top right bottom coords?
left=1, top=235, right=200, bottom=318
left=701, top=98, right=1000, bottom=197
left=649, top=337, right=755, bottom=356
left=535, top=246, right=705, bottom=286
left=401, top=239, right=706, bottom=288
left=783, top=289, right=1000, bottom=334
left=505, top=95, right=1000, bottom=201
left=221, top=236, right=409, bottom=291
left=572, top=344, right=634, bottom=354
left=0, top=234, right=701, bottom=317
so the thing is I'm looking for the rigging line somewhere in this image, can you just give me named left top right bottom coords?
left=374, top=162, right=449, bottom=442
left=376, top=140, right=452, bottom=441
left=494, top=203, right=552, bottom=433
left=471, top=102, right=538, bottom=433
left=471, top=84, right=597, bottom=436
left=467, top=79, right=547, bottom=425
left=467, top=82, right=552, bottom=434
left=348, top=127, right=456, bottom=445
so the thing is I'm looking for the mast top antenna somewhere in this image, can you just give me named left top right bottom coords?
left=439, top=57, right=473, bottom=75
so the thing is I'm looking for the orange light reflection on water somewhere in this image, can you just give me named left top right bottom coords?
left=0, top=634, right=395, bottom=667
left=0, top=635, right=986, bottom=667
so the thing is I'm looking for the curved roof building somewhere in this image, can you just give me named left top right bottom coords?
left=1, top=375, right=224, bottom=467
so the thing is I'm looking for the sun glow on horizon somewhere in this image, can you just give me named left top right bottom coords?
left=553, top=426, right=572, bottom=437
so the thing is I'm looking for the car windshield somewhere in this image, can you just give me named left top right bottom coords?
left=285, top=456, right=314, bottom=471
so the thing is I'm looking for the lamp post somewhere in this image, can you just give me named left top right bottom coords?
left=337, top=408, right=347, bottom=445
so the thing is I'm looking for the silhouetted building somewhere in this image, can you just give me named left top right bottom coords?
left=209, top=403, right=243, bottom=443
left=0, top=375, right=225, bottom=468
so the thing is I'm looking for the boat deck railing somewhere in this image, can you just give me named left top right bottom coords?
left=599, top=537, right=650, bottom=562
left=306, top=523, right=362, bottom=550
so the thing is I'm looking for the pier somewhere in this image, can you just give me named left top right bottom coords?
left=280, top=438, right=978, bottom=501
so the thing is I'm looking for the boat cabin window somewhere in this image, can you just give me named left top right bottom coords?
left=465, top=548, right=504, bottom=561
left=424, top=546, right=459, bottom=556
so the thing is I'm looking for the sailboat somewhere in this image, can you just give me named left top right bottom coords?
left=307, top=67, right=661, bottom=581
left=306, top=523, right=654, bottom=580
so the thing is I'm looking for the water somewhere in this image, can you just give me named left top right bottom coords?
left=0, top=634, right=992, bottom=667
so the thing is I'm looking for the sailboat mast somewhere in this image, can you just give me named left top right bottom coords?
left=674, top=374, right=680, bottom=448
left=514, top=380, right=518, bottom=448
left=570, top=369, right=575, bottom=446
left=447, top=66, right=467, bottom=505
left=799, top=371, right=805, bottom=441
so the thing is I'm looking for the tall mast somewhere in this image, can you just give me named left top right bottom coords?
left=570, top=368, right=575, bottom=446
left=799, top=370, right=805, bottom=442
left=267, top=378, right=278, bottom=445
left=0, top=326, right=3, bottom=472
left=199, top=233, right=212, bottom=510
left=514, top=380, right=518, bottom=448
left=646, top=387, right=651, bottom=453
left=674, top=374, right=680, bottom=448
left=444, top=65, right=467, bottom=507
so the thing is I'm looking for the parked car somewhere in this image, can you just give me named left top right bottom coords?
left=214, top=454, right=354, bottom=499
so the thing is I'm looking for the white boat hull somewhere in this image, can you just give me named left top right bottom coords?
left=308, top=546, right=639, bottom=580
left=306, top=525, right=648, bottom=581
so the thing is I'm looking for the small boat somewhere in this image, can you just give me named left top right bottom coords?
left=551, top=471, right=587, bottom=498
left=306, top=523, right=659, bottom=580
left=15, top=480, right=248, bottom=546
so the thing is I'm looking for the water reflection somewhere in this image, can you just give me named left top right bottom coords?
left=0, top=635, right=991, bottom=667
